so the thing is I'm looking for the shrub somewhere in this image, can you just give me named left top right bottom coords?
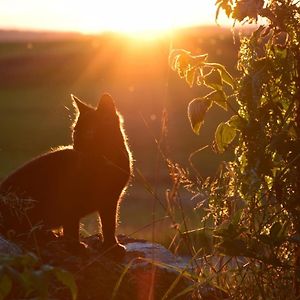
left=169, top=0, right=300, bottom=298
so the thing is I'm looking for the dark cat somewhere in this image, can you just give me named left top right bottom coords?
left=0, top=93, right=132, bottom=255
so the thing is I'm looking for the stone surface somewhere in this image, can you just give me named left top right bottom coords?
left=0, top=234, right=22, bottom=255
left=0, top=234, right=229, bottom=299
left=123, top=240, right=190, bottom=270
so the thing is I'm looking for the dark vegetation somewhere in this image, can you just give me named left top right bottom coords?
left=168, top=0, right=300, bottom=298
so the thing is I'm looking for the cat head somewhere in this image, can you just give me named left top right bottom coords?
left=71, top=93, right=124, bottom=154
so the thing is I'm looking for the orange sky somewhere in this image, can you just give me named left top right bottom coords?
left=0, top=0, right=231, bottom=34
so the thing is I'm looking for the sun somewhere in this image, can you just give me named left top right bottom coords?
left=66, top=0, right=216, bottom=35
left=0, top=0, right=218, bottom=35
left=79, top=0, right=214, bottom=34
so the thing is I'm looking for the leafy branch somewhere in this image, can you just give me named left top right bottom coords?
left=169, top=0, right=300, bottom=298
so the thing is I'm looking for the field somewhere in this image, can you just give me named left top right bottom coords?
left=0, top=27, right=238, bottom=246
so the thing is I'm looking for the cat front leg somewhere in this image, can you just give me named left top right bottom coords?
left=99, top=203, right=126, bottom=258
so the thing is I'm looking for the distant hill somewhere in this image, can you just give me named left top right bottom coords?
left=0, top=25, right=255, bottom=42
left=0, top=30, right=84, bottom=42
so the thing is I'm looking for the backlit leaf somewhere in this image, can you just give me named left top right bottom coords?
left=54, top=269, right=78, bottom=300
left=168, top=49, right=191, bottom=71
left=227, top=115, right=246, bottom=130
left=176, top=53, right=191, bottom=78
left=204, top=69, right=223, bottom=90
left=206, top=63, right=234, bottom=87
left=193, top=53, right=208, bottom=67
left=169, top=49, right=208, bottom=88
left=273, top=45, right=288, bottom=59
left=188, top=98, right=212, bottom=135
left=215, top=122, right=237, bottom=153
left=186, top=68, right=196, bottom=87
left=232, top=208, right=243, bottom=225
left=208, top=90, right=227, bottom=110
left=219, top=66, right=234, bottom=87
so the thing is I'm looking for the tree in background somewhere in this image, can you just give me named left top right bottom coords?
left=170, top=0, right=300, bottom=298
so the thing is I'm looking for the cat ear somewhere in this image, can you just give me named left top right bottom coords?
left=96, top=93, right=116, bottom=114
left=71, top=94, right=91, bottom=115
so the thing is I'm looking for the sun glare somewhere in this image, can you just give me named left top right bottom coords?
left=77, top=0, right=216, bottom=34
left=0, top=0, right=219, bottom=36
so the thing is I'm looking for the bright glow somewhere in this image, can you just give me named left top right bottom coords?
left=0, top=0, right=229, bottom=35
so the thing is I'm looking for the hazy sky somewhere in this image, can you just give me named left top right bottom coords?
left=0, top=0, right=229, bottom=34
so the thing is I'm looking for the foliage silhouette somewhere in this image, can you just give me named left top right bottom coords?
left=170, top=0, right=300, bottom=298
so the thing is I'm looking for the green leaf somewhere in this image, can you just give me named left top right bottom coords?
left=177, top=53, right=190, bottom=75
left=188, top=97, right=212, bottom=135
left=0, top=275, right=12, bottom=300
left=273, top=45, right=288, bottom=60
left=227, top=115, right=245, bottom=130
left=193, top=53, right=208, bottom=67
left=207, top=90, right=227, bottom=110
left=270, top=222, right=282, bottom=240
left=204, top=69, right=223, bottom=90
left=169, top=49, right=208, bottom=88
left=31, top=270, right=48, bottom=298
left=20, top=270, right=36, bottom=297
left=196, top=67, right=205, bottom=85
left=186, top=68, right=196, bottom=87
left=215, top=122, right=237, bottom=153
left=168, top=49, right=191, bottom=71
left=54, top=269, right=77, bottom=300
left=231, top=209, right=243, bottom=225
left=206, top=63, right=234, bottom=87
left=218, top=65, right=234, bottom=87
left=13, top=253, right=38, bottom=268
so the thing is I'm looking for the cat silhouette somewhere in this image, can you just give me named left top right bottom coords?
left=0, top=93, right=132, bottom=255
